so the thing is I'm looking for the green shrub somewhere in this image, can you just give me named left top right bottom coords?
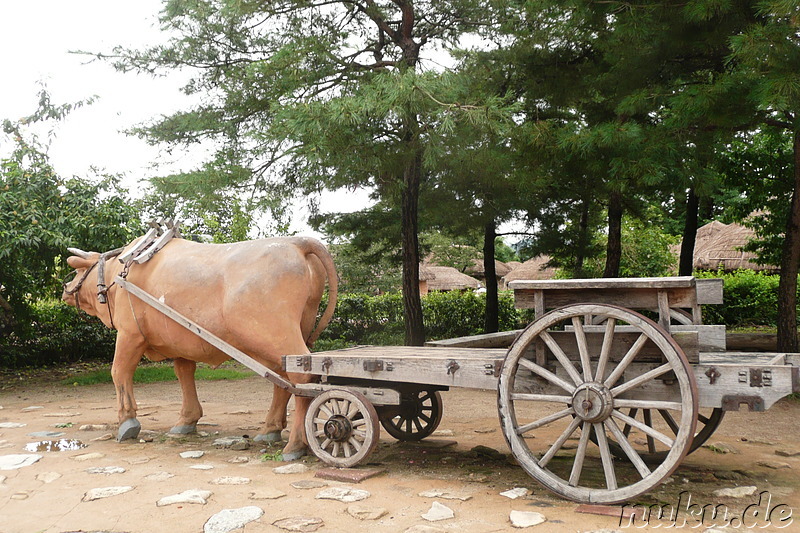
left=0, top=299, right=116, bottom=368
left=695, top=270, right=786, bottom=327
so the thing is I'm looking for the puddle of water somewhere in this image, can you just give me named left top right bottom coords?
left=24, top=439, right=87, bottom=452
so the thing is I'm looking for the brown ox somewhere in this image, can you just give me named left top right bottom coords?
left=62, top=236, right=337, bottom=460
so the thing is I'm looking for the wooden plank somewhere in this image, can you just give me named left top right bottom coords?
left=726, top=333, right=778, bottom=352
left=509, top=276, right=696, bottom=291
left=574, top=325, right=725, bottom=352
left=514, top=286, right=699, bottom=311
left=696, top=278, right=724, bottom=305
left=425, top=330, right=521, bottom=349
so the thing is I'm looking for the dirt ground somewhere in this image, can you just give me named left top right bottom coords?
left=0, top=375, right=798, bottom=533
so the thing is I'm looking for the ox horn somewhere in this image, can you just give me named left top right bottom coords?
left=67, top=247, right=92, bottom=259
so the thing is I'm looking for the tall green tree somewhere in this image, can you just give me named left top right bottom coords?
left=0, top=90, right=141, bottom=324
left=103, top=0, right=512, bottom=345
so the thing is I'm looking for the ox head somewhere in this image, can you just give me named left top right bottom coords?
left=62, top=247, right=103, bottom=314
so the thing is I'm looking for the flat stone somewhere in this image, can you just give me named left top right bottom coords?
left=43, top=412, right=80, bottom=417
left=157, top=489, right=213, bottom=507
left=249, top=487, right=287, bottom=500
left=190, top=464, right=215, bottom=470
left=274, top=463, right=309, bottom=475
left=86, top=466, right=126, bottom=475
left=713, top=486, right=758, bottom=498
left=27, top=431, right=65, bottom=438
left=210, top=476, right=251, bottom=485
left=144, top=471, right=175, bottom=481
left=226, top=409, right=252, bottom=415
left=228, top=456, right=250, bottom=464
left=315, top=486, right=370, bottom=503
left=272, top=517, right=324, bottom=532
left=757, top=460, right=792, bottom=469
left=432, top=429, right=454, bottom=436
left=180, top=450, right=205, bottom=459
left=72, top=452, right=105, bottom=461
left=575, top=504, right=644, bottom=521
left=705, top=442, right=739, bottom=454
left=347, top=504, right=388, bottom=520
left=315, top=467, right=385, bottom=483
left=474, top=428, right=496, bottom=434
left=775, top=449, right=800, bottom=457
left=500, top=487, right=530, bottom=499
left=421, top=501, right=454, bottom=522
left=509, top=510, right=546, bottom=528
left=212, top=436, right=249, bottom=449
left=11, top=491, right=29, bottom=500
left=291, top=480, right=327, bottom=490
left=36, top=472, right=62, bottom=483
left=204, top=506, right=264, bottom=533
left=21, top=406, right=44, bottom=412
left=83, top=486, right=134, bottom=501
left=92, top=433, right=114, bottom=442
left=418, top=489, right=472, bottom=501
left=80, top=424, right=111, bottom=431
left=0, top=454, right=41, bottom=470
left=0, top=423, right=26, bottom=428
left=125, top=456, right=151, bottom=465
left=403, top=526, right=446, bottom=533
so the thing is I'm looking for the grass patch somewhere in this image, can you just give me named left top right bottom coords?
left=62, top=363, right=254, bottom=386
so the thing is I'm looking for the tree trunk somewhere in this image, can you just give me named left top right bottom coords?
left=603, top=191, right=623, bottom=278
left=679, top=188, right=699, bottom=276
left=483, top=221, right=499, bottom=334
left=574, top=199, right=590, bottom=278
left=777, top=129, right=800, bottom=352
left=401, top=147, right=425, bottom=346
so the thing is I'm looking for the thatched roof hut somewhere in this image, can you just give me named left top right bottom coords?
left=465, top=259, right=512, bottom=279
left=502, top=255, right=558, bottom=287
left=693, top=221, right=776, bottom=272
left=422, top=265, right=482, bottom=294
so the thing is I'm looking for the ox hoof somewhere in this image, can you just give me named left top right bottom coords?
left=169, top=424, right=197, bottom=435
left=254, top=431, right=283, bottom=443
left=117, top=419, right=141, bottom=442
left=281, top=447, right=308, bottom=462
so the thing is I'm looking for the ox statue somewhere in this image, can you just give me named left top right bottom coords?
left=62, top=232, right=337, bottom=461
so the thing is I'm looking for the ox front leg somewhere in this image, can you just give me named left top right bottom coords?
left=254, top=384, right=290, bottom=443
left=169, top=357, right=203, bottom=435
left=111, top=335, right=145, bottom=442
left=281, top=372, right=316, bottom=461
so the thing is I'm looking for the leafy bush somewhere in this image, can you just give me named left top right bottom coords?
left=0, top=299, right=116, bottom=368
left=696, top=270, right=784, bottom=327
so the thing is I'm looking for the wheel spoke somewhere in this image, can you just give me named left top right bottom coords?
left=419, top=413, right=432, bottom=424
left=321, top=438, right=332, bottom=450
left=313, top=417, right=329, bottom=425
left=348, top=436, right=363, bottom=452
left=343, top=442, right=352, bottom=458
left=413, top=417, right=423, bottom=432
left=657, top=410, right=679, bottom=438
left=594, top=423, right=618, bottom=490
left=571, top=317, right=594, bottom=381
left=594, top=318, right=616, bottom=382
left=319, top=405, right=333, bottom=418
left=345, top=401, right=359, bottom=420
left=352, top=418, right=367, bottom=428
left=698, top=413, right=710, bottom=425
left=516, top=407, right=575, bottom=435
left=613, top=399, right=683, bottom=411
left=612, top=409, right=674, bottom=447
left=538, top=416, right=581, bottom=467
left=420, top=392, right=432, bottom=403
left=332, top=441, right=341, bottom=457
left=603, top=333, right=649, bottom=388
left=540, top=331, right=584, bottom=386
left=605, top=418, right=651, bottom=479
left=643, top=409, right=656, bottom=454
left=610, top=363, right=673, bottom=397
left=511, top=393, right=573, bottom=403
left=518, top=358, right=577, bottom=394
left=568, top=421, right=592, bottom=486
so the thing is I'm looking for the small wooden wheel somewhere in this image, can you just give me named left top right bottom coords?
left=305, top=389, right=380, bottom=468
left=378, top=389, right=443, bottom=441
left=498, top=304, right=698, bottom=504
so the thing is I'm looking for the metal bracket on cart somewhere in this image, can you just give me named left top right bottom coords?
left=721, top=395, right=766, bottom=412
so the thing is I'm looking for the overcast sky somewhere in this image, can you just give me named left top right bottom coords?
left=0, top=1, right=371, bottom=237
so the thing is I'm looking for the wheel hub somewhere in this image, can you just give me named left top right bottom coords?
left=571, top=382, right=614, bottom=423
left=324, top=415, right=352, bottom=442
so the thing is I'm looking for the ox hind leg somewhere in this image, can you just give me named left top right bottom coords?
left=112, top=334, right=145, bottom=441
left=281, top=369, right=317, bottom=461
left=169, top=358, right=203, bottom=435
left=254, top=384, right=290, bottom=443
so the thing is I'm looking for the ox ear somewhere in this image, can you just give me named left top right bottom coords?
left=67, top=247, right=92, bottom=258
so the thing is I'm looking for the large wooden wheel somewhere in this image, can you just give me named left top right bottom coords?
left=305, top=389, right=380, bottom=468
left=377, top=389, right=443, bottom=441
left=498, top=304, right=698, bottom=504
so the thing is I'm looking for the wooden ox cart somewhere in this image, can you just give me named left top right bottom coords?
left=118, top=274, right=800, bottom=504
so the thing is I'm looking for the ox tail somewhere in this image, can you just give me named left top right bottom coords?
left=296, top=237, right=339, bottom=349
